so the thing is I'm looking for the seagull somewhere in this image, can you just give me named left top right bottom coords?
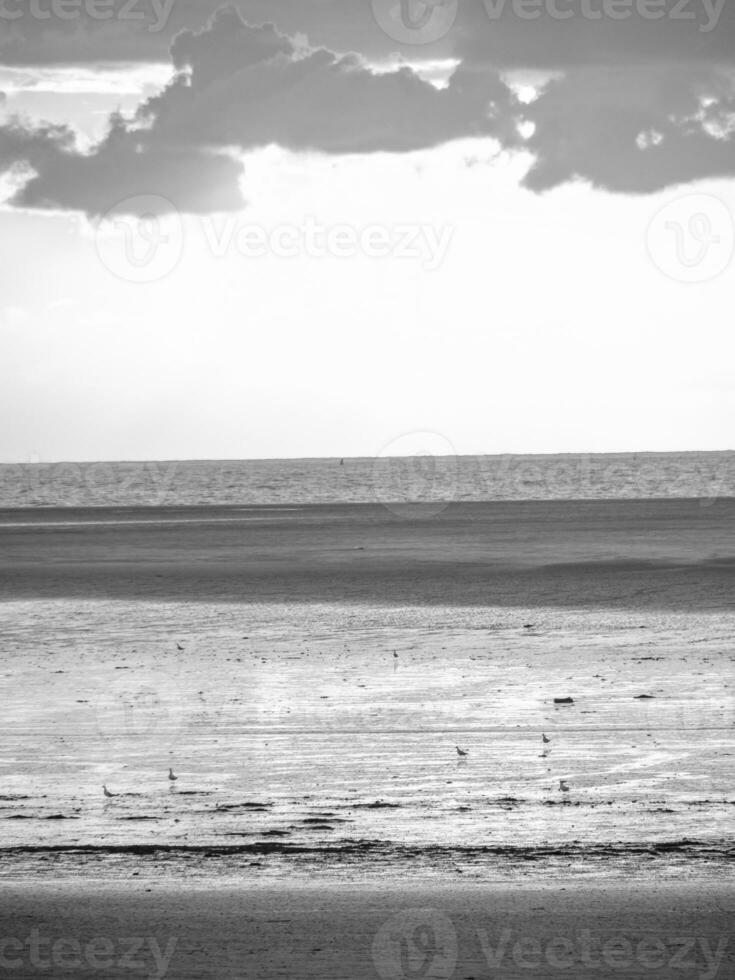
left=176, top=643, right=184, bottom=651
left=102, top=785, right=115, bottom=798
left=456, top=746, right=468, bottom=757
left=168, top=768, right=178, bottom=782
left=542, top=733, right=551, bottom=744
left=559, top=779, right=570, bottom=793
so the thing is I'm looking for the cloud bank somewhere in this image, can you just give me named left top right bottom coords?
left=0, top=2, right=734, bottom=214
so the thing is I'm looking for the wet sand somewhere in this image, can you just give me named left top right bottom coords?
left=1, top=602, right=733, bottom=879
left=0, top=499, right=733, bottom=608
left=0, top=881, right=733, bottom=979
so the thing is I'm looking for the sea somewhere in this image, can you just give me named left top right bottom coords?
left=0, top=450, right=733, bottom=508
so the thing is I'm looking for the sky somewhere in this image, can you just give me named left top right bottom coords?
left=1, top=0, right=734, bottom=462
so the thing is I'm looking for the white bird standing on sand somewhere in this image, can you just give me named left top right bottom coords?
left=168, top=768, right=178, bottom=783
left=559, top=779, right=570, bottom=793
left=102, top=785, right=115, bottom=798
left=456, top=746, right=468, bottom=757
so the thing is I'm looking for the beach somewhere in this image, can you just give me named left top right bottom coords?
left=1, top=498, right=733, bottom=976
left=0, top=881, right=733, bottom=979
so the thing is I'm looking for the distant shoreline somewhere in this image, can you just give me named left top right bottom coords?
left=1, top=499, right=732, bottom=609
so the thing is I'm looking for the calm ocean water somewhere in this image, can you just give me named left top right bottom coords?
left=0, top=451, right=733, bottom=508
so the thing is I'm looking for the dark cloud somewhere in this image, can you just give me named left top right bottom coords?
left=0, top=104, right=244, bottom=216
left=0, top=117, right=73, bottom=171
left=521, top=66, right=735, bottom=192
left=0, top=0, right=385, bottom=67
left=3, top=0, right=734, bottom=71
left=0, top=7, right=516, bottom=215
left=0, top=0, right=205, bottom=66
left=1, top=3, right=735, bottom=211
left=10, top=116, right=245, bottom=214
left=138, top=7, right=515, bottom=155
left=454, top=0, right=735, bottom=70
left=170, top=11, right=292, bottom=80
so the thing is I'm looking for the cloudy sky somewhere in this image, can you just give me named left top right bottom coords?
left=1, top=0, right=733, bottom=462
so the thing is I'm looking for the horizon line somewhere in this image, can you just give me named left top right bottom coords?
left=1, top=448, right=734, bottom=467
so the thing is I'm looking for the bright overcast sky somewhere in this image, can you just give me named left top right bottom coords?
left=1, top=0, right=734, bottom=462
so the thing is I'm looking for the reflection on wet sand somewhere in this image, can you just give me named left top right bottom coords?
left=2, top=597, right=733, bottom=882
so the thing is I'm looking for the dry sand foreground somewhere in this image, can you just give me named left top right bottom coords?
left=0, top=881, right=733, bottom=980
